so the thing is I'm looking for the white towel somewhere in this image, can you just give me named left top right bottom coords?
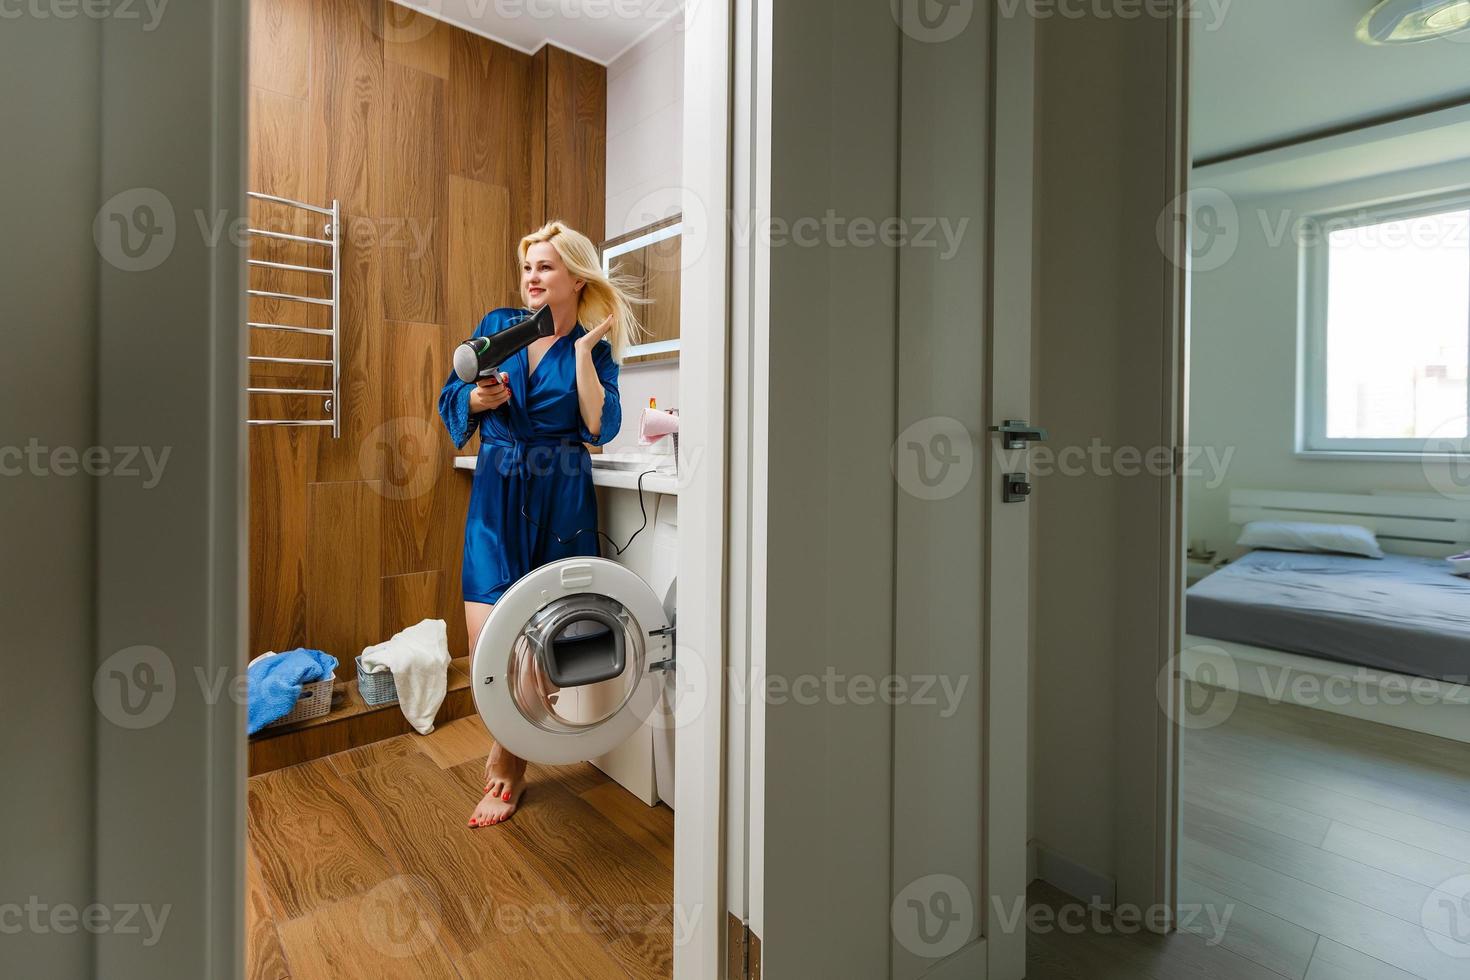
left=360, top=618, right=450, bottom=735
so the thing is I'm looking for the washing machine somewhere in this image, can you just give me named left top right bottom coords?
left=471, top=557, right=675, bottom=776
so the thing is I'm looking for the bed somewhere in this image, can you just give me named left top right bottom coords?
left=1182, top=489, right=1470, bottom=743
left=1187, top=548, right=1470, bottom=685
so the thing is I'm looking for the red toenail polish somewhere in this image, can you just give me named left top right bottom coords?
left=503, top=792, right=511, bottom=801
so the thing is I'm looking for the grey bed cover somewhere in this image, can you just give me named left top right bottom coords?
left=1185, top=549, right=1470, bottom=684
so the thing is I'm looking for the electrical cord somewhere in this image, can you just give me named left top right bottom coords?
left=517, top=467, right=659, bottom=556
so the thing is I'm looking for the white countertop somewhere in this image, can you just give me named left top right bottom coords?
left=452, top=453, right=680, bottom=496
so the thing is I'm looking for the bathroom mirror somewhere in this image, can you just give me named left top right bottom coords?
left=601, top=216, right=682, bottom=364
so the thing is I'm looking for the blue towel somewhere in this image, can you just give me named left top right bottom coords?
left=247, top=648, right=339, bottom=735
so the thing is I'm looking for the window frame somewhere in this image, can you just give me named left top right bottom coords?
left=1298, top=189, right=1470, bottom=458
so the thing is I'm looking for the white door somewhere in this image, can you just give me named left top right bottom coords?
left=470, top=557, right=674, bottom=766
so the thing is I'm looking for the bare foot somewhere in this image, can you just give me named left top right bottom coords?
left=468, top=743, right=527, bottom=828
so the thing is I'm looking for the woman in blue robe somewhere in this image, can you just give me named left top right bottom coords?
left=437, top=221, right=639, bottom=828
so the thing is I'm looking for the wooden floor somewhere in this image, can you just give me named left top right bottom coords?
left=1029, top=687, right=1470, bottom=979
left=246, top=717, right=674, bottom=979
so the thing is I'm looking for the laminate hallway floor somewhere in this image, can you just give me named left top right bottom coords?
left=246, top=716, right=673, bottom=980
left=1172, top=685, right=1470, bottom=979
left=1028, top=687, right=1470, bottom=979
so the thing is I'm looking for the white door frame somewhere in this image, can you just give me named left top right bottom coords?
left=86, top=0, right=733, bottom=976
left=676, top=0, right=733, bottom=977
left=93, top=1, right=249, bottom=977
left=1157, top=5, right=1192, bottom=927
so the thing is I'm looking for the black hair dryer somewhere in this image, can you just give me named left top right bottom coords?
left=452, top=305, right=556, bottom=383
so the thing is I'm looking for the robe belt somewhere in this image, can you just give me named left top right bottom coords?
left=484, top=435, right=586, bottom=480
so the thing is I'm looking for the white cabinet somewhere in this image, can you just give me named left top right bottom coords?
left=585, top=483, right=678, bottom=806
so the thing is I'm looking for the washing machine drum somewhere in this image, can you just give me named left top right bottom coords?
left=471, top=558, right=671, bottom=765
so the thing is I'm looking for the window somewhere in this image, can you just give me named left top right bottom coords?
left=1300, top=198, right=1470, bottom=455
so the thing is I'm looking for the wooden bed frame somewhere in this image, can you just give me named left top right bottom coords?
left=1182, top=489, right=1470, bottom=744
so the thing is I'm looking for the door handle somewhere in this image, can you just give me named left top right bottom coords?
left=989, top=419, right=1048, bottom=451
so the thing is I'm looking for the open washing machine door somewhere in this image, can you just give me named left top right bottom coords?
left=471, top=558, right=673, bottom=765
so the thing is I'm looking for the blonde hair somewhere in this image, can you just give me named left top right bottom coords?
left=518, top=220, right=644, bottom=362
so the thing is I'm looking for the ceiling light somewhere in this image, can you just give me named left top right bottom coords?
left=1358, top=0, right=1470, bottom=43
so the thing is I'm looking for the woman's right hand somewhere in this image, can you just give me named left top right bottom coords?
left=468, top=373, right=511, bottom=413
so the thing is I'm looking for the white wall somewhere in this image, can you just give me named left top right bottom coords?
left=604, top=15, right=683, bottom=454
left=1187, top=158, right=1470, bottom=555
left=604, top=359, right=678, bottom=453
left=606, top=15, right=684, bottom=239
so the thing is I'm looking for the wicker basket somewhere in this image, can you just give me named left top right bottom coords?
left=263, top=676, right=335, bottom=729
left=355, top=657, right=399, bottom=706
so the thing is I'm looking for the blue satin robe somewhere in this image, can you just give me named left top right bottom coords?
left=438, top=307, right=621, bottom=604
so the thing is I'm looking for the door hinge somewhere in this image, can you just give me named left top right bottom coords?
left=649, top=624, right=676, bottom=672
left=740, top=921, right=751, bottom=980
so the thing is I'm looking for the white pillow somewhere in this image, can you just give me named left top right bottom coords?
left=1236, top=521, right=1383, bottom=559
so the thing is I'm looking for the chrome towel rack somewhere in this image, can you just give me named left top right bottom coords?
left=246, top=192, right=341, bottom=436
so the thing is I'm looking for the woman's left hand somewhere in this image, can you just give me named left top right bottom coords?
left=576, top=314, right=614, bottom=354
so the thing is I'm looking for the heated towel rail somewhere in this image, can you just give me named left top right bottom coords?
left=246, top=192, right=341, bottom=436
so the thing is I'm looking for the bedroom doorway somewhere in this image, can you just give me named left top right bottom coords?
left=1174, top=3, right=1470, bottom=977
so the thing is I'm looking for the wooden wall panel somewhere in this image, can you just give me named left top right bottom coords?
left=525, top=46, right=549, bottom=241
left=380, top=319, right=449, bottom=576
left=306, top=481, right=383, bottom=677
left=307, top=0, right=382, bottom=218
left=448, top=32, right=522, bottom=186
left=545, top=46, right=606, bottom=243
left=246, top=0, right=604, bottom=692
left=447, top=175, right=514, bottom=337
left=447, top=31, right=546, bottom=247
left=381, top=570, right=440, bottom=639
left=250, top=0, right=310, bottom=100
left=380, top=63, right=447, bottom=324
left=380, top=0, right=450, bottom=78
left=250, top=427, right=311, bottom=657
